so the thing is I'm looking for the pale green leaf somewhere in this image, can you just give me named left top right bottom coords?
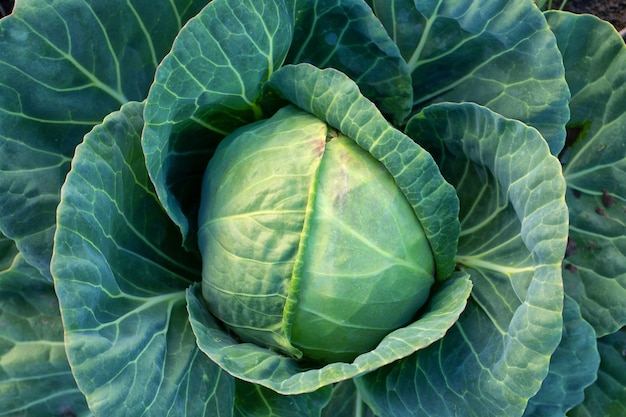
left=142, top=0, right=293, bottom=249
left=0, top=0, right=208, bottom=278
left=188, top=272, right=471, bottom=395
left=51, top=102, right=233, bottom=417
left=546, top=11, right=626, bottom=337
left=265, top=63, right=460, bottom=280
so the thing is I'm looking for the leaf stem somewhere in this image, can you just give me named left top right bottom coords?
left=406, top=2, right=444, bottom=71
left=355, top=390, right=363, bottom=417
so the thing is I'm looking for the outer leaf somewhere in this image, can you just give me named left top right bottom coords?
left=546, top=11, right=626, bottom=337
left=568, top=328, right=626, bottom=417
left=367, top=0, right=570, bottom=152
left=0, top=0, right=207, bottom=278
left=51, top=102, right=233, bottom=417
left=265, top=63, right=459, bottom=280
left=357, top=102, right=568, bottom=417
left=284, top=0, right=412, bottom=125
left=523, top=296, right=599, bottom=417
left=234, top=379, right=331, bottom=417
left=188, top=273, right=471, bottom=395
left=321, top=381, right=377, bottom=417
left=0, top=238, right=90, bottom=417
left=142, top=0, right=292, bottom=249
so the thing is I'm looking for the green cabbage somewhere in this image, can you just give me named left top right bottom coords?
left=198, top=106, right=434, bottom=363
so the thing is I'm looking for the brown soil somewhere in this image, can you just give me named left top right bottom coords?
left=0, top=0, right=13, bottom=18
left=552, top=0, right=626, bottom=33
left=1, top=1, right=625, bottom=31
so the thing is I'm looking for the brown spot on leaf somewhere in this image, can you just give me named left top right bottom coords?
left=595, top=206, right=606, bottom=216
left=60, top=408, right=76, bottom=417
left=565, top=238, right=577, bottom=257
left=602, top=189, right=616, bottom=208
left=565, top=264, right=578, bottom=273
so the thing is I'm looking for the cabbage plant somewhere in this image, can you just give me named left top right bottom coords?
left=0, top=0, right=625, bottom=416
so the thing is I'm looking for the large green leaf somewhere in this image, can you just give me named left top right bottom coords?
left=265, top=63, right=459, bottom=280
left=321, top=381, right=377, bottom=417
left=0, top=234, right=90, bottom=417
left=523, top=296, right=599, bottom=416
left=0, top=0, right=208, bottom=278
left=367, top=0, right=570, bottom=152
left=568, top=328, right=626, bottom=417
left=357, top=102, right=568, bottom=417
left=284, top=0, right=412, bottom=125
left=51, top=102, right=233, bottom=417
left=142, top=0, right=293, bottom=249
left=234, top=379, right=331, bottom=417
left=546, top=11, right=626, bottom=337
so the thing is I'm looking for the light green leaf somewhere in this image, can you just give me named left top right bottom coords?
left=142, top=0, right=292, bottom=249
left=1, top=235, right=90, bottom=417
left=188, top=272, right=471, bottom=395
left=568, top=328, right=626, bottom=417
left=265, top=63, right=460, bottom=280
left=51, top=102, right=233, bottom=417
left=234, top=379, right=331, bottom=417
left=367, top=0, right=570, bottom=151
left=523, top=296, right=599, bottom=417
left=284, top=0, right=412, bottom=125
left=0, top=0, right=207, bottom=278
left=546, top=11, right=626, bottom=337
left=357, top=102, right=568, bottom=417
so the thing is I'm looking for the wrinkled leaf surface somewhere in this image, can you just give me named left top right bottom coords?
left=51, top=102, right=233, bottom=417
left=357, top=102, right=568, bottom=417
left=547, top=11, right=626, bottom=337
left=0, top=234, right=90, bottom=417
left=0, top=0, right=207, bottom=277
left=367, top=0, right=570, bottom=151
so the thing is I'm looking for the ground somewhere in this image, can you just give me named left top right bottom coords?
left=1, top=1, right=626, bottom=32
left=558, top=0, right=626, bottom=34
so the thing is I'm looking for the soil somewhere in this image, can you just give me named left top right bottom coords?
left=557, top=0, right=626, bottom=34
left=0, top=0, right=13, bottom=18
left=1, top=0, right=625, bottom=32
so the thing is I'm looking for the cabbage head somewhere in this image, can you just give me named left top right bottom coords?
left=198, top=105, right=435, bottom=364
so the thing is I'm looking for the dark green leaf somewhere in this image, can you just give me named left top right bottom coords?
left=1, top=235, right=90, bottom=417
left=358, top=102, right=568, bottom=417
left=51, top=102, right=233, bottom=417
left=546, top=11, right=626, bottom=337
left=368, top=0, right=570, bottom=153
left=322, top=381, right=377, bottom=417
left=568, top=328, right=626, bottom=417
left=0, top=0, right=208, bottom=278
left=234, top=379, right=331, bottom=417
left=524, top=296, right=599, bottom=417
left=284, top=0, right=412, bottom=125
